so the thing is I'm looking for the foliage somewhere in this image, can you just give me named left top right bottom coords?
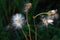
left=0, top=0, right=60, bottom=40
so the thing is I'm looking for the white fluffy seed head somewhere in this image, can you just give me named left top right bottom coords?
left=42, top=18, right=54, bottom=26
left=11, top=13, right=25, bottom=29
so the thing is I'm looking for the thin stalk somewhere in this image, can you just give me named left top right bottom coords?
left=33, top=12, right=49, bottom=19
left=24, top=2, right=32, bottom=40
left=35, top=27, right=37, bottom=40
left=34, top=19, right=37, bottom=40
left=26, top=12, right=32, bottom=40
left=22, top=28, right=28, bottom=40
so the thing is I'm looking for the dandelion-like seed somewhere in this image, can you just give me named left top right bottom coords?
left=11, top=13, right=25, bottom=29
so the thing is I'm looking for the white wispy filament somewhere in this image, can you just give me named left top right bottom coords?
left=42, top=18, right=54, bottom=26
left=47, top=19, right=53, bottom=24
left=11, top=13, right=25, bottom=29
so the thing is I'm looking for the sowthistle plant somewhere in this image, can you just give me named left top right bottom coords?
left=10, top=13, right=28, bottom=40
left=6, top=2, right=32, bottom=40
left=33, top=10, right=58, bottom=26
left=33, top=9, right=59, bottom=40
left=6, top=2, right=59, bottom=40
left=24, top=3, right=32, bottom=40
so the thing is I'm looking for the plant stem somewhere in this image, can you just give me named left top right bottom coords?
left=33, top=12, right=49, bottom=19
left=33, top=12, right=49, bottom=40
left=34, top=19, right=37, bottom=40
left=24, top=2, right=32, bottom=40
left=22, top=28, right=28, bottom=40
left=35, top=27, right=37, bottom=40
left=26, top=12, right=32, bottom=40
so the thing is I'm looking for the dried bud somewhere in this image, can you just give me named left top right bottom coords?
left=48, top=10, right=58, bottom=19
left=48, top=10, right=57, bottom=15
left=24, top=3, right=32, bottom=12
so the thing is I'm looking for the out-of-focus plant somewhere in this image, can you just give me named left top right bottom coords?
left=0, top=0, right=60, bottom=40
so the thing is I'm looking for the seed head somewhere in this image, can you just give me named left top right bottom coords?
left=11, top=13, right=25, bottom=29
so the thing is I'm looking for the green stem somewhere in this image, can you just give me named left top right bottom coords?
left=34, top=19, right=37, bottom=40
left=22, top=28, right=28, bottom=40
left=26, top=12, right=32, bottom=40
left=33, top=12, right=49, bottom=19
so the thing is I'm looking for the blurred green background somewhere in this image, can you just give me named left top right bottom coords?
left=0, top=0, right=60, bottom=40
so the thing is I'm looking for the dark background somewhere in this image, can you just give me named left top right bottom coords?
left=0, top=0, right=60, bottom=40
